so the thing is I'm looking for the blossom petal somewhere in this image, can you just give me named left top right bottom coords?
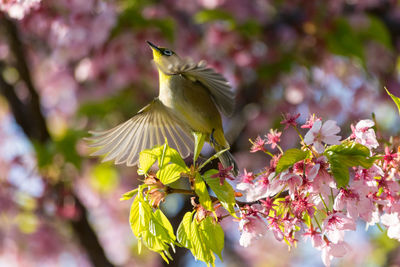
left=314, top=141, right=325, bottom=153
left=322, top=134, right=341, bottom=145
left=356, top=119, right=374, bottom=130
left=321, top=120, right=340, bottom=135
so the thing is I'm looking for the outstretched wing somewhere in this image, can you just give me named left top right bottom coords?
left=163, top=59, right=235, bottom=116
left=86, top=99, right=194, bottom=166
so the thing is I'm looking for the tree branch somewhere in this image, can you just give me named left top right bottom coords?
left=0, top=16, right=114, bottom=267
left=2, top=16, right=50, bottom=142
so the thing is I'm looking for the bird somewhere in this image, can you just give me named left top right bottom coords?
left=86, top=41, right=238, bottom=175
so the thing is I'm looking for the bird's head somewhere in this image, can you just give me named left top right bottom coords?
left=147, top=41, right=179, bottom=73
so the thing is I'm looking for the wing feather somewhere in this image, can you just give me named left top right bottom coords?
left=165, top=59, right=235, bottom=116
left=86, top=99, right=194, bottom=167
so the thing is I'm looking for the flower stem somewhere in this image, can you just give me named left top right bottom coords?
left=376, top=223, right=384, bottom=233
left=314, top=216, right=323, bottom=232
left=319, top=193, right=329, bottom=212
left=276, top=145, right=284, bottom=154
left=294, top=126, right=304, bottom=143
left=263, top=150, right=274, bottom=157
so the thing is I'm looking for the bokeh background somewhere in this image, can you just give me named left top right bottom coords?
left=1, top=0, right=400, bottom=266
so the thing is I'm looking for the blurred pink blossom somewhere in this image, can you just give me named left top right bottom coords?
left=0, top=0, right=41, bottom=19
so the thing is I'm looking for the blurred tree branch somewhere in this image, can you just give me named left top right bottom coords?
left=0, top=15, right=114, bottom=267
left=1, top=15, right=50, bottom=142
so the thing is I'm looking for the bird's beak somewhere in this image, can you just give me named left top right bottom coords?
left=147, top=41, right=161, bottom=52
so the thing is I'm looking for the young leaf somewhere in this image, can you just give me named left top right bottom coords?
left=193, top=131, right=206, bottom=163
left=154, top=209, right=176, bottom=241
left=385, top=87, right=400, bottom=116
left=129, top=191, right=141, bottom=236
left=120, top=188, right=138, bottom=201
left=139, top=143, right=188, bottom=174
left=138, top=148, right=159, bottom=174
left=203, top=169, right=237, bottom=217
left=324, top=142, right=377, bottom=188
left=159, top=144, right=187, bottom=169
left=129, top=186, right=176, bottom=262
left=201, top=217, right=224, bottom=260
left=194, top=173, right=214, bottom=211
left=276, top=148, right=308, bottom=174
left=157, top=163, right=187, bottom=185
left=190, top=218, right=215, bottom=265
left=177, top=211, right=194, bottom=249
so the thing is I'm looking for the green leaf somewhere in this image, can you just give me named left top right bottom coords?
left=120, top=188, right=138, bottom=201
left=276, top=148, right=308, bottom=174
left=33, top=141, right=55, bottom=168
left=159, top=144, right=187, bottom=169
left=325, top=17, right=364, bottom=62
left=157, top=163, right=187, bottom=185
left=154, top=209, right=176, bottom=241
left=138, top=142, right=190, bottom=190
left=138, top=149, right=158, bottom=175
left=203, top=169, right=237, bottom=217
left=194, top=9, right=235, bottom=26
left=54, top=129, right=85, bottom=169
left=112, top=4, right=175, bottom=42
left=130, top=192, right=141, bottom=236
left=190, top=218, right=215, bottom=265
left=129, top=186, right=176, bottom=262
left=193, top=132, right=206, bottom=163
left=360, top=16, right=392, bottom=49
left=324, top=142, right=378, bottom=188
left=201, top=217, right=224, bottom=260
left=385, top=87, right=400, bottom=116
left=194, top=173, right=214, bottom=212
left=177, top=211, right=194, bottom=249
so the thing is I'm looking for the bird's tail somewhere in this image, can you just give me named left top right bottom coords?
left=218, top=149, right=239, bottom=176
left=210, top=128, right=239, bottom=176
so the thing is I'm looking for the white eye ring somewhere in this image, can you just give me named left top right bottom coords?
left=163, top=50, right=172, bottom=56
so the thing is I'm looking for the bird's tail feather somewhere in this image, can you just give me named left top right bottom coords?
left=219, top=150, right=238, bottom=176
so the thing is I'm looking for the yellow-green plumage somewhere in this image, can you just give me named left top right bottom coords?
left=87, top=41, right=238, bottom=174
left=159, top=72, right=226, bottom=145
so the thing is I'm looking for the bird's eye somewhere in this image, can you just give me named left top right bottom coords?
left=163, top=50, right=173, bottom=56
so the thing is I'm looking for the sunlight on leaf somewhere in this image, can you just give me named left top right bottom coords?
left=276, top=148, right=308, bottom=174
left=385, top=87, right=400, bottom=116
left=324, top=142, right=378, bottom=188
left=203, top=169, right=237, bottom=217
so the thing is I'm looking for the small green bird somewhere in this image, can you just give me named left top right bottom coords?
left=87, top=41, right=238, bottom=175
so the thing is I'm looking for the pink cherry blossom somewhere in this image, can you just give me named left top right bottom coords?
left=259, top=197, right=276, bottom=215
left=279, top=171, right=302, bottom=196
left=291, top=194, right=315, bottom=218
left=211, top=163, right=235, bottom=185
left=237, top=172, right=283, bottom=202
left=383, top=146, right=398, bottom=170
left=351, top=119, right=378, bottom=149
left=238, top=215, right=267, bottom=247
left=265, top=129, right=281, bottom=149
left=321, top=240, right=351, bottom=267
left=267, top=215, right=284, bottom=241
left=250, top=136, right=267, bottom=153
left=0, top=0, right=41, bottom=20
left=236, top=169, right=254, bottom=191
left=301, top=114, right=321, bottom=129
left=304, top=120, right=341, bottom=153
left=280, top=113, right=300, bottom=130
left=304, top=228, right=324, bottom=248
left=381, top=212, right=400, bottom=241
left=323, top=212, right=356, bottom=243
